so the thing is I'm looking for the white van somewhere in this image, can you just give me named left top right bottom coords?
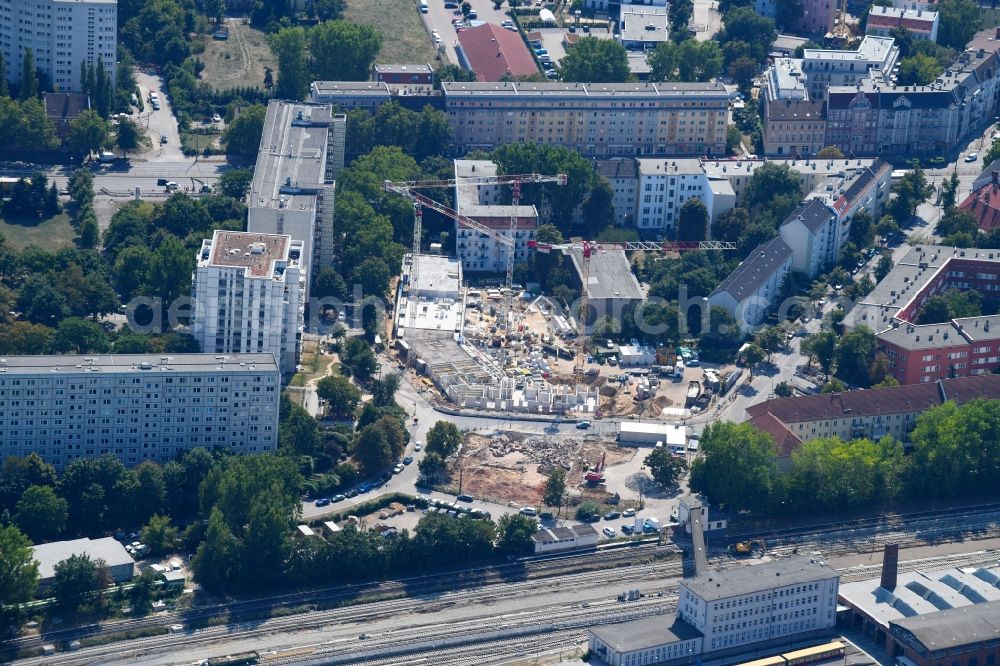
left=520, top=506, right=538, bottom=517
left=419, top=0, right=428, bottom=11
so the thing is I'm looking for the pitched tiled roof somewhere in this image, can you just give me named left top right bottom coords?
left=959, top=178, right=1000, bottom=231
left=457, top=23, right=539, bottom=82
left=748, top=411, right=803, bottom=456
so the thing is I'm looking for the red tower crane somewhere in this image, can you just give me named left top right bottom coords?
left=529, top=239, right=738, bottom=372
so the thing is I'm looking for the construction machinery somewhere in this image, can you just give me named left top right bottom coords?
left=384, top=173, right=567, bottom=337
left=528, top=240, right=738, bottom=372
left=584, top=451, right=607, bottom=485
left=729, top=538, right=766, bottom=557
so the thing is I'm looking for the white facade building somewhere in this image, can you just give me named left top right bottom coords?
left=619, top=6, right=669, bottom=50
left=193, top=231, right=306, bottom=375
left=801, top=36, right=899, bottom=101
left=0, top=353, right=280, bottom=471
left=635, top=159, right=736, bottom=231
left=453, top=160, right=538, bottom=273
left=0, top=0, right=117, bottom=93
left=778, top=199, right=842, bottom=279
left=679, top=556, right=840, bottom=652
left=709, top=237, right=793, bottom=330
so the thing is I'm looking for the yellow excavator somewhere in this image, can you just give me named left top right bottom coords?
left=729, top=538, right=766, bottom=557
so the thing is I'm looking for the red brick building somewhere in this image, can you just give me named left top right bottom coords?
left=850, top=245, right=1000, bottom=384
left=959, top=164, right=1000, bottom=231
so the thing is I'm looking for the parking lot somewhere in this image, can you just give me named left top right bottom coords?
left=419, top=0, right=515, bottom=64
left=135, top=71, right=184, bottom=162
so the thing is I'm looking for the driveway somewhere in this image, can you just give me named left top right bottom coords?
left=135, top=71, right=185, bottom=163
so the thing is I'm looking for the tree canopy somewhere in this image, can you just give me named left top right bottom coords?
left=559, top=37, right=631, bottom=83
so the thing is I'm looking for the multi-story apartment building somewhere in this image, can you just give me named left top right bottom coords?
left=373, top=63, right=434, bottom=85
left=635, top=158, right=735, bottom=231
left=619, top=6, right=669, bottom=50
left=778, top=199, right=842, bottom=278
left=453, top=160, right=538, bottom=273
left=678, top=557, right=840, bottom=653
left=755, top=0, right=836, bottom=35
left=594, top=158, right=639, bottom=227
left=442, top=81, right=730, bottom=157
left=826, top=48, right=1000, bottom=155
left=0, top=353, right=280, bottom=471
left=866, top=6, right=939, bottom=41
left=192, top=231, right=306, bottom=376
left=248, top=101, right=345, bottom=297
left=700, top=157, right=880, bottom=201
left=746, top=374, right=1000, bottom=459
left=0, top=0, right=117, bottom=92
left=850, top=245, right=1000, bottom=384
left=709, top=236, right=793, bottom=330
left=801, top=36, right=899, bottom=101
left=761, top=58, right=830, bottom=157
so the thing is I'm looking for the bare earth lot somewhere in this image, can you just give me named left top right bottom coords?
left=344, top=0, right=438, bottom=65
left=199, top=19, right=276, bottom=91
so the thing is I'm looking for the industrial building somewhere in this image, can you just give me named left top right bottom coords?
left=618, top=421, right=687, bottom=449
left=849, top=244, right=1000, bottom=384
left=589, top=556, right=840, bottom=664
left=0, top=0, right=117, bottom=93
left=32, top=537, right=135, bottom=590
left=531, top=523, right=599, bottom=554
left=247, top=101, right=345, bottom=296
left=192, top=231, right=306, bottom=375
left=745, top=374, right=1000, bottom=460
left=0, top=353, right=280, bottom=470
left=839, top=545, right=1000, bottom=666
left=453, top=160, right=538, bottom=274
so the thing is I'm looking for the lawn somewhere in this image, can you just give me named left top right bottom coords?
left=344, top=0, right=438, bottom=65
left=200, top=20, right=277, bottom=91
left=0, top=212, right=76, bottom=251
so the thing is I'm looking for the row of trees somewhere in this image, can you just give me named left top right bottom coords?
left=691, top=398, right=1000, bottom=516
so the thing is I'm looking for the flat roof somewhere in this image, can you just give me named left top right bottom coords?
left=683, top=556, right=838, bottom=602
left=441, top=80, right=730, bottom=99
left=398, top=254, right=465, bottom=335
left=0, top=353, right=278, bottom=375
left=892, top=600, right=1000, bottom=653
left=637, top=158, right=704, bottom=176
left=868, top=5, right=938, bottom=23
left=312, top=81, right=392, bottom=96
left=620, top=421, right=687, bottom=445
left=454, top=160, right=537, bottom=220
left=375, top=63, right=433, bottom=74
left=620, top=6, right=669, bottom=43
left=803, top=35, right=896, bottom=63
left=701, top=157, right=877, bottom=179
left=568, top=248, right=644, bottom=302
left=589, top=614, right=702, bottom=653
left=32, top=538, right=134, bottom=580
left=840, top=563, right=1000, bottom=629
left=250, top=101, right=331, bottom=213
left=205, top=231, right=293, bottom=278
left=532, top=523, right=598, bottom=542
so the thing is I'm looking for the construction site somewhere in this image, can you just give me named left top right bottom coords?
left=386, top=165, right=741, bottom=417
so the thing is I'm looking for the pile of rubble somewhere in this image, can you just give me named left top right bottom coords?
left=466, top=432, right=583, bottom=473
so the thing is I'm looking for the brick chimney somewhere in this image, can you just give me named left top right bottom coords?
left=880, top=543, right=899, bottom=590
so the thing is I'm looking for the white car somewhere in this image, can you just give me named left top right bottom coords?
left=212, top=113, right=222, bottom=123
left=602, top=526, right=617, bottom=538
left=431, top=30, right=441, bottom=39
left=414, top=441, right=423, bottom=451
left=966, top=152, right=979, bottom=162
left=622, top=508, right=636, bottom=517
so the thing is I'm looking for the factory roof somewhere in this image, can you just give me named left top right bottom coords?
left=568, top=248, right=644, bottom=302
left=250, top=101, right=331, bottom=213
left=456, top=23, right=539, bottom=82
left=32, top=537, right=134, bottom=581
left=892, top=600, right=1000, bottom=653
left=204, top=231, right=295, bottom=278
left=620, top=5, right=669, bottom=44
left=839, top=563, right=1000, bottom=629
left=589, top=614, right=702, bottom=653
left=710, top=237, right=791, bottom=304
left=440, top=81, right=730, bottom=99
left=684, top=556, right=838, bottom=602
left=0, top=353, right=278, bottom=375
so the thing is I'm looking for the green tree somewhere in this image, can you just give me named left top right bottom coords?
left=353, top=422, right=393, bottom=474
left=341, top=336, right=377, bottom=382
left=53, top=554, right=102, bottom=612
left=435, top=64, right=477, bottom=83
left=874, top=253, right=893, bottom=281
left=115, top=118, right=146, bottom=157
left=897, top=53, right=944, bottom=86
left=937, top=0, right=981, bottom=49
left=269, top=26, right=310, bottom=100
left=834, top=326, right=876, bottom=387
left=53, top=317, right=110, bottom=353
left=0, top=525, right=39, bottom=607
left=191, top=507, right=238, bottom=595
left=204, top=0, right=225, bottom=21
left=581, top=179, right=615, bottom=237
left=559, top=37, right=631, bottom=83
left=889, top=165, right=931, bottom=223
left=984, top=136, right=1000, bottom=167
left=222, top=103, right=266, bottom=156
left=418, top=451, right=447, bottom=480
left=309, top=21, right=382, bottom=82
left=543, top=467, right=566, bottom=511
left=940, top=171, right=960, bottom=211
left=146, top=235, right=194, bottom=304
left=20, top=48, right=38, bottom=100
left=0, top=50, right=8, bottom=98
left=141, top=514, right=179, bottom=555
left=496, top=513, right=537, bottom=556
left=353, top=256, right=391, bottom=297
left=67, top=109, right=111, bottom=155
left=801, top=329, right=837, bottom=378
left=743, top=162, right=803, bottom=218
left=0, top=321, right=55, bottom=354
left=689, top=422, right=782, bottom=514
left=742, top=343, right=766, bottom=374
left=816, top=145, right=845, bottom=158
left=317, top=374, right=362, bottom=420
left=774, top=0, right=803, bottom=28
left=314, top=0, right=347, bottom=19
left=575, top=501, right=602, bottom=521
left=788, top=436, right=905, bottom=510
left=426, top=420, right=461, bottom=457
left=645, top=447, right=687, bottom=488
left=217, top=168, right=253, bottom=200
left=15, top=485, right=67, bottom=542
left=908, top=399, right=1000, bottom=498
left=676, top=197, right=709, bottom=242
left=915, top=295, right=953, bottom=324
left=280, top=402, right=322, bottom=456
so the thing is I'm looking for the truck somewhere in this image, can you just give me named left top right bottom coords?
left=642, top=517, right=661, bottom=534
left=685, top=380, right=701, bottom=407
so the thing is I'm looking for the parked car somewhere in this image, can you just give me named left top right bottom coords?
left=212, top=113, right=222, bottom=122
left=602, top=526, right=617, bottom=538
left=622, top=508, right=636, bottom=517
left=604, top=510, right=621, bottom=520
left=414, top=441, right=423, bottom=451
left=966, top=152, right=979, bottom=162
left=403, top=456, right=413, bottom=465
left=160, top=135, right=168, bottom=144
left=345, top=488, right=358, bottom=498
left=457, top=493, right=474, bottom=502
left=576, top=421, right=592, bottom=429
left=332, top=494, right=345, bottom=502
left=621, top=524, right=635, bottom=535
left=392, top=463, right=404, bottom=474
left=314, top=498, right=331, bottom=507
